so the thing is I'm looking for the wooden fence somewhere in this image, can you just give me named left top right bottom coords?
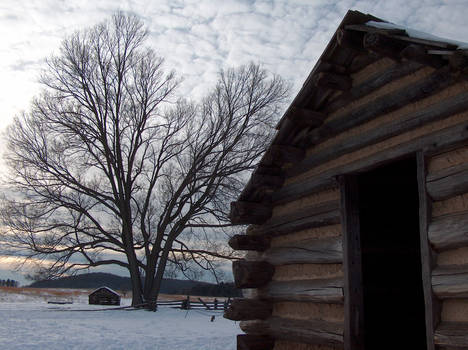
left=156, top=296, right=232, bottom=310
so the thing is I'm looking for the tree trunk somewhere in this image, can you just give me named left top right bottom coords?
left=146, top=245, right=172, bottom=310
left=127, top=250, right=144, bottom=306
left=142, top=260, right=158, bottom=311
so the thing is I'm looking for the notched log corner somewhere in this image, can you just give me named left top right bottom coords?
left=229, top=234, right=270, bottom=251
left=237, top=334, right=275, bottom=350
left=224, top=298, right=272, bottom=321
left=230, top=201, right=272, bottom=225
left=233, top=260, right=275, bottom=289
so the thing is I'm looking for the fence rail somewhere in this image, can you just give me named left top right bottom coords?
left=156, top=296, right=232, bottom=310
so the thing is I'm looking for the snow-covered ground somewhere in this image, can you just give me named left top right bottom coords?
left=1, top=288, right=239, bottom=349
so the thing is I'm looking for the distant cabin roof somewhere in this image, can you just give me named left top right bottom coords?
left=89, top=286, right=120, bottom=296
left=230, top=9, right=468, bottom=217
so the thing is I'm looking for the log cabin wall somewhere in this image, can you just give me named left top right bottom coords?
left=227, top=10, right=468, bottom=350
left=427, top=146, right=468, bottom=348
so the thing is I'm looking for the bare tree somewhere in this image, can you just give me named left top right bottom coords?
left=0, top=12, right=288, bottom=307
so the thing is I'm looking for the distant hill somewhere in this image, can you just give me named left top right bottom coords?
left=28, top=272, right=241, bottom=297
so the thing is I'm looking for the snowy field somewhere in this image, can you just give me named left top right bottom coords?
left=1, top=288, right=238, bottom=349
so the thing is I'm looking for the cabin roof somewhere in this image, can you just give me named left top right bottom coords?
left=89, top=286, right=120, bottom=296
left=231, top=9, right=468, bottom=215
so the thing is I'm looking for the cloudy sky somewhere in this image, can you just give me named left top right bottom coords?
left=1, top=0, right=468, bottom=283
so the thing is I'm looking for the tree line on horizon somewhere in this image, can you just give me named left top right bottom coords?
left=0, top=279, right=19, bottom=287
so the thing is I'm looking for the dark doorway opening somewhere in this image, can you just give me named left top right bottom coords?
left=357, top=156, right=427, bottom=349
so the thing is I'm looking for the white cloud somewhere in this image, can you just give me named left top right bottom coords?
left=2, top=0, right=468, bottom=272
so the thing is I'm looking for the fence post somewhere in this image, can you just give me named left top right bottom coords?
left=214, top=298, right=218, bottom=310
left=224, top=297, right=231, bottom=311
left=181, top=295, right=191, bottom=310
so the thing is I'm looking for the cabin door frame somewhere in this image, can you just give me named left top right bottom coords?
left=339, top=152, right=437, bottom=350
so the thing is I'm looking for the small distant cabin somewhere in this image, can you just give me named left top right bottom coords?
left=226, top=10, right=468, bottom=350
left=89, top=287, right=120, bottom=306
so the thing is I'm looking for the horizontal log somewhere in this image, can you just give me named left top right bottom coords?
left=432, top=265, right=468, bottom=298
left=237, top=166, right=284, bottom=203
left=325, top=60, right=423, bottom=115
left=345, top=24, right=407, bottom=37
left=233, top=260, right=275, bottom=289
left=302, top=65, right=454, bottom=148
left=349, top=52, right=380, bottom=73
left=230, top=201, right=272, bottom=225
left=228, top=234, right=270, bottom=251
left=263, top=145, right=305, bottom=166
left=427, top=161, right=468, bottom=201
left=315, top=72, right=352, bottom=91
left=400, top=44, right=446, bottom=68
left=255, top=165, right=284, bottom=177
left=435, top=322, right=468, bottom=347
left=274, top=121, right=468, bottom=205
left=429, top=212, right=468, bottom=251
left=272, top=178, right=337, bottom=205
left=291, top=90, right=468, bottom=179
left=240, top=317, right=343, bottom=346
left=250, top=173, right=284, bottom=191
left=449, top=51, right=468, bottom=71
left=237, top=334, right=274, bottom=350
left=261, top=236, right=342, bottom=265
left=224, top=298, right=272, bottom=321
left=336, top=29, right=365, bottom=52
left=347, top=23, right=458, bottom=49
left=250, top=201, right=341, bottom=237
left=286, top=107, right=326, bottom=128
left=260, top=278, right=344, bottom=303
left=363, top=32, right=407, bottom=60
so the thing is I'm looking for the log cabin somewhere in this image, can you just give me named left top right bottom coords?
left=225, top=10, right=468, bottom=350
left=88, top=286, right=121, bottom=305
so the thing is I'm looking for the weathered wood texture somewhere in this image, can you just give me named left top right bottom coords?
left=249, top=201, right=341, bottom=237
left=300, top=65, right=454, bottom=149
left=240, top=317, right=343, bottom=347
left=432, top=192, right=468, bottom=218
left=264, top=145, right=305, bottom=166
left=291, top=91, right=468, bottom=179
left=272, top=188, right=340, bottom=218
left=339, top=176, right=365, bottom=350
left=428, top=145, right=468, bottom=173
left=275, top=120, right=468, bottom=205
left=286, top=107, right=326, bottom=128
left=229, top=234, right=270, bottom=251
left=325, top=60, right=423, bottom=114
left=417, top=152, right=438, bottom=350
left=272, top=302, right=344, bottom=324
left=427, top=161, right=468, bottom=200
left=260, top=236, right=342, bottom=265
left=429, top=211, right=468, bottom=251
left=435, top=322, right=468, bottom=348
left=438, top=246, right=468, bottom=266
left=274, top=340, right=340, bottom=350
left=224, top=298, right=272, bottom=321
left=233, top=260, right=275, bottom=289
left=237, top=334, right=275, bottom=350
left=441, top=299, right=468, bottom=323
left=250, top=173, right=284, bottom=191
left=230, top=201, right=272, bottom=225
left=432, top=265, right=468, bottom=299
left=272, top=264, right=343, bottom=282
left=290, top=100, right=468, bottom=186
left=315, top=72, right=352, bottom=91
left=259, top=278, right=343, bottom=303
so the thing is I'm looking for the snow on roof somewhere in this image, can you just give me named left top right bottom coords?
left=366, top=20, right=468, bottom=49
left=89, top=286, right=120, bottom=296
